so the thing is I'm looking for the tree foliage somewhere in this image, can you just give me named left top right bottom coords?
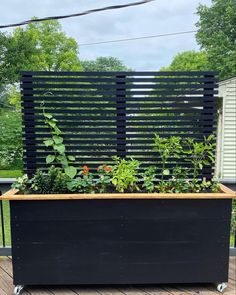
left=196, top=0, right=236, bottom=79
left=1, top=20, right=82, bottom=84
left=160, top=51, right=210, bottom=72
left=81, top=56, right=131, bottom=72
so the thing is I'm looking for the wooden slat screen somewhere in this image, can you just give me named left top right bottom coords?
left=21, top=71, right=218, bottom=179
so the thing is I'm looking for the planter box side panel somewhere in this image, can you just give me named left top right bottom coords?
left=10, top=199, right=232, bottom=285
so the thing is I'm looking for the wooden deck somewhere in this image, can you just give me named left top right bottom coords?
left=0, top=257, right=235, bottom=295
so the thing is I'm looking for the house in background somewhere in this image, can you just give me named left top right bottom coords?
left=216, top=76, right=236, bottom=186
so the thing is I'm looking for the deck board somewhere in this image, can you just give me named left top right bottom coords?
left=0, top=257, right=235, bottom=295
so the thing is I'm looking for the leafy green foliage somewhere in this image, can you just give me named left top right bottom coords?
left=142, top=166, right=156, bottom=193
left=30, top=167, right=69, bottom=194
left=1, top=20, right=82, bottom=85
left=12, top=174, right=30, bottom=193
left=154, top=134, right=182, bottom=180
left=169, top=167, right=190, bottom=193
left=67, top=166, right=95, bottom=193
left=7, top=84, right=21, bottom=110
left=81, top=57, right=131, bottom=72
left=43, top=111, right=77, bottom=179
left=96, top=164, right=113, bottom=193
left=12, top=167, right=70, bottom=194
left=111, top=157, right=140, bottom=193
left=196, top=0, right=236, bottom=79
left=160, top=51, right=210, bottom=72
left=184, top=135, right=216, bottom=189
left=0, top=110, right=22, bottom=170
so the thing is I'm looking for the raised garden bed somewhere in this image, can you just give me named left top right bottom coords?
left=1, top=185, right=235, bottom=288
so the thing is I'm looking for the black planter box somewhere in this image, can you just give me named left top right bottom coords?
left=10, top=198, right=232, bottom=286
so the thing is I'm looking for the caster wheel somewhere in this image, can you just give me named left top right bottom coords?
left=13, top=285, right=24, bottom=295
left=217, top=283, right=227, bottom=293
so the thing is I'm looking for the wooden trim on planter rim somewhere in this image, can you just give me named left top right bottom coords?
left=0, top=184, right=235, bottom=200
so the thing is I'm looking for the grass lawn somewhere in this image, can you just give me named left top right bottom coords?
left=0, top=170, right=22, bottom=178
left=0, top=201, right=11, bottom=246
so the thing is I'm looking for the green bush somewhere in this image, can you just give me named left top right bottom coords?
left=0, top=110, right=23, bottom=170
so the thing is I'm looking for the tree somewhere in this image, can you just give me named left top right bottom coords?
left=196, top=0, right=236, bottom=79
left=81, top=57, right=131, bottom=71
left=2, top=20, right=83, bottom=84
left=0, top=32, right=9, bottom=86
left=160, top=51, right=211, bottom=71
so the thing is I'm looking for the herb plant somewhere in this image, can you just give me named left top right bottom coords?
left=142, top=166, right=156, bottom=193
left=154, top=134, right=182, bottom=180
left=169, top=166, right=190, bottom=193
left=111, top=156, right=140, bottom=192
left=184, top=135, right=216, bottom=191
left=30, top=166, right=69, bottom=194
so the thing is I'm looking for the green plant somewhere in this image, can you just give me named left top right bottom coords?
left=170, top=166, right=190, bottom=193
left=156, top=180, right=172, bottom=193
left=12, top=174, right=30, bottom=193
left=184, top=135, right=216, bottom=191
left=96, top=164, right=113, bottom=193
left=199, top=177, right=220, bottom=193
left=111, top=156, right=140, bottom=193
left=0, top=110, right=23, bottom=170
left=43, top=111, right=77, bottom=179
left=153, top=134, right=182, bottom=181
left=67, top=165, right=95, bottom=193
left=30, top=166, right=69, bottom=194
left=142, top=166, right=156, bottom=193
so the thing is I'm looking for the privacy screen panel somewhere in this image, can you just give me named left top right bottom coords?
left=21, top=71, right=218, bottom=178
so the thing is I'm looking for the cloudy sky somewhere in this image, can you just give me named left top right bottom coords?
left=1, top=0, right=212, bottom=70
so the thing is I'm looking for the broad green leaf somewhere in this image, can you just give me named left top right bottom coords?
left=65, top=166, right=77, bottom=179
left=68, top=155, right=75, bottom=161
left=54, top=144, right=65, bottom=154
left=54, top=126, right=62, bottom=135
left=43, top=139, right=54, bottom=147
left=163, top=169, right=170, bottom=175
left=46, top=154, right=55, bottom=164
left=56, top=155, right=68, bottom=166
left=44, top=113, right=53, bottom=119
left=49, top=121, right=56, bottom=128
left=53, top=135, right=63, bottom=144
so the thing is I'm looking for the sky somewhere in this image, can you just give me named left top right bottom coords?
left=0, top=0, right=212, bottom=70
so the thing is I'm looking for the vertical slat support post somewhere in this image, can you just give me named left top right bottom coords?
left=203, top=73, right=217, bottom=180
left=116, top=75, right=126, bottom=157
left=21, top=73, right=37, bottom=176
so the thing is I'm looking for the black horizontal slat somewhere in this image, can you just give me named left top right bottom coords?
left=23, top=101, right=215, bottom=108
left=22, top=112, right=216, bottom=121
left=21, top=71, right=218, bottom=76
left=22, top=96, right=215, bottom=102
left=23, top=157, right=214, bottom=165
left=23, top=133, right=215, bottom=141
left=22, top=89, right=217, bottom=96
left=23, top=151, right=209, bottom=158
left=22, top=108, right=216, bottom=115
left=22, top=137, right=213, bottom=148
left=21, top=83, right=218, bottom=90
left=22, top=121, right=215, bottom=128
left=24, top=127, right=214, bottom=133
left=21, top=77, right=217, bottom=83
